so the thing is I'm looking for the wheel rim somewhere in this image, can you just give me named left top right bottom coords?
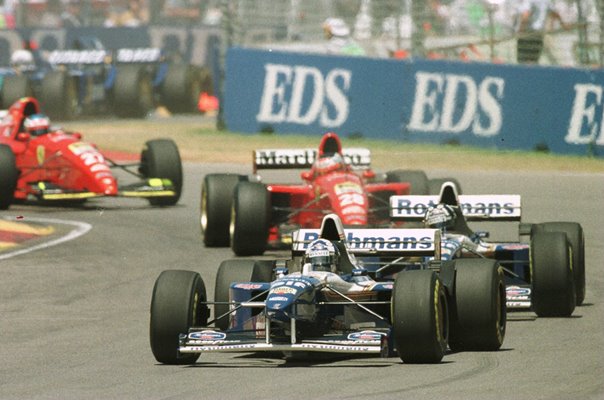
left=229, top=206, right=236, bottom=246
left=200, top=187, right=208, bottom=232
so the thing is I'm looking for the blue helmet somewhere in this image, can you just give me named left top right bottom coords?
left=24, top=114, right=50, bottom=136
left=305, top=239, right=339, bottom=272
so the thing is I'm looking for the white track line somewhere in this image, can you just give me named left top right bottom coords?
left=0, top=217, right=92, bottom=260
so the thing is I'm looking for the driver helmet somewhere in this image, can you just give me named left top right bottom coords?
left=304, top=239, right=339, bottom=273
left=424, top=204, right=456, bottom=231
left=313, top=152, right=346, bottom=176
left=10, top=49, right=34, bottom=67
left=24, top=114, right=50, bottom=136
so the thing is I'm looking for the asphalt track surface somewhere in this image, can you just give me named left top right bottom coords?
left=0, top=163, right=602, bottom=400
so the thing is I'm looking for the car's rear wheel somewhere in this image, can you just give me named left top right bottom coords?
left=160, top=64, right=202, bottom=114
left=201, top=174, right=245, bottom=247
left=140, top=139, right=183, bottom=206
left=150, top=270, right=208, bottom=365
left=386, top=169, right=429, bottom=195
left=391, top=270, right=448, bottom=363
left=230, top=181, right=270, bottom=256
left=214, top=259, right=273, bottom=330
left=39, top=71, right=78, bottom=120
left=113, top=65, right=154, bottom=118
left=531, top=231, right=575, bottom=317
left=448, top=259, right=506, bottom=352
left=532, top=222, right=585, bottom=306
left=0, top=144, right=18, bottom=210
left=0, top=75, right=33, bottom=108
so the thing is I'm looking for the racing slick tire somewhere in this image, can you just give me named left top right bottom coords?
left=448, top=259, right=506, bottom=352
left=428, top=178, right=463, bottom=195
left=39, top=71, right=78, bottom=120
left=112, top=65, right=154, bottom=118
left=140, top=139, right=183, bottom=206
left=531, top=222, right=585, bottom=306
left=201, top=174, right=247, bottom=247
left=386, top=169, right=429, bottom=195
left=0, top=144, right=18, bottom=210
left=230, top=181, right=270, bottom=256
left=0, top=75, right=34, bottom=109
left=150, top=270, right=209, bottom=365
left=214, top=259, right=273, bottom=331
left=530, top=231, right=576, bottom=317
left=160, top=64, right=203, bottom=114
left=391, top=270, right=448, bottom=364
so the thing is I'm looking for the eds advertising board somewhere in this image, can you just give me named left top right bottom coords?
left=225, top=47, right=604, bottom=157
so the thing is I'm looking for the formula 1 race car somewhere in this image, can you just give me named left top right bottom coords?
left=0, top=97, right=182, bottom=209
left=389, top=182, right=586, bottom=317
left=150, top=213, right=506, bottom=365
left=201, top=132, right=462, bottom=256
left=1, top=37, right=212, bottom=119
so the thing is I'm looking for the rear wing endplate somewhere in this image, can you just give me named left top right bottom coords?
left=389, top=195, right=522, bottom=221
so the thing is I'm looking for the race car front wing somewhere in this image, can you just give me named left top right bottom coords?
left=179, top=313, right=390, bottom=357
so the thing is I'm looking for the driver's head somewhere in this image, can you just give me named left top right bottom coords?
left=24, top=114, right=50, bottom=136
left=313, top=152, right=346, bottom=176
left=304, top=239, right=338, bottom=273
left=424, top=204, right=456, bottom=231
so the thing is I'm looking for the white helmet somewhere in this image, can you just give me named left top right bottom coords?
left=304, top=239, right=339, bottom=273
left=10, top=49, right=34, bottom=66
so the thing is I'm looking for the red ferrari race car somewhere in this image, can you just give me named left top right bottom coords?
left=201, top=132, right=461, bottom=256
left=0, top=97, right=182, bottom=209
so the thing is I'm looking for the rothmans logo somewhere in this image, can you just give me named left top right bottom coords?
left=294, top=229, right=438, bottom=253
left=390, top=195, right=521, bottom=220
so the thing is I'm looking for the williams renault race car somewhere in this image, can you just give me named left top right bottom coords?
left=389, top=182, right=585, bottom=317
left=1, top=37, right=212, bottom=119
left=150, top=213, right=506, bottom=365
left=0, top=97, right=182, bottom=209
left=201, top=131, right=462, bottom=256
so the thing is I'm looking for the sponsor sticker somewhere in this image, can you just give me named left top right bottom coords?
left=270, top=286, right=296, bottom=295
left=347, top=330, right=386, bottom=341
left=390, top=195, right=521, bottom=219
left=233, top=283, right=264, bottom=290
left=189, top=330, right=227, bottom=341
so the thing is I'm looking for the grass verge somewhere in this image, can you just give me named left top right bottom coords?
left=66, top=117, right=604, bottom=173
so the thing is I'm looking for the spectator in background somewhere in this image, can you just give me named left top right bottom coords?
left=39, top=0, right=63, bottom=28
left=104, top=0, right=148, bottom=27
left=61, top=0, right=83, bottom=28
left=515, top=0, right=567, bottom=63
left=323, top=17, right=365, bottom=56
left=161, top=0, right=203, bottom=26
left=1, top=0, right=17, bottom=29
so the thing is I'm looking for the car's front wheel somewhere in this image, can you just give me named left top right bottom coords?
left=391, top=269, right=448, bottom=363
left=0, top=144, right=18, bottom=210
left=150, top=270, right=208, bottom=365
left=140, top=139, right=183, bottom=206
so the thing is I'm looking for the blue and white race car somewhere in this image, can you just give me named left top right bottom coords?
left=389, top=182, right=586, bottom=317
left=150, top=213, right=506, bottom=365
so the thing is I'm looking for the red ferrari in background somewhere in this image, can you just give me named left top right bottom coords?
left=0, top=97, right=182, bottom=209
left=201, top=132, right=461, bottom=256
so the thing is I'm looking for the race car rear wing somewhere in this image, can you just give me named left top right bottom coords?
left=389, top=195, right=522, bottom=221
left=47, top=48, right=163, bottom=66
left=292, top=228, right=440, bottom=258
left=253, top=148, right=371, bottom=173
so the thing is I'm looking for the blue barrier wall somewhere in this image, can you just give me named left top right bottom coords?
left=225, top=47, right=604, bottom=157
